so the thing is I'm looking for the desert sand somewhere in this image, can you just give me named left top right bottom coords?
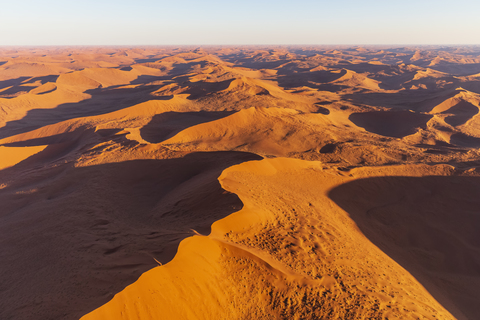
left=1, top=46, right=480, bottom=319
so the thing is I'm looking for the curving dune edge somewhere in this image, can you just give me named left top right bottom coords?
left=81, top=158, right=466, bottom=320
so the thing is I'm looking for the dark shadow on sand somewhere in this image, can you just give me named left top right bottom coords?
left=140, top=110, right=235, bottom=143
left=328, top=175, right=480, bottom=319
left=0, top=84, right=170, bottom=140
left=0, top=151, right=262, bottom=320
left=349, top=110, right=432, bottom=138
left=0, top=60, right=224, bottom=140
left=0, top=75, right=60, bottom=98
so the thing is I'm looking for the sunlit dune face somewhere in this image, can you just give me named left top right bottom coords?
left=1, top=46, right=480, bottom=320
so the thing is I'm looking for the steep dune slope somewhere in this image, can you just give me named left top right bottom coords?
left=0, top=151, right=260, bottom=320
left=329, top=69, right=382, bottom=91
left=329, top=171, right=480, bottom=319
left=161, top=107, right=335, bottom=156
left=0, top=59, right=167, bottom=132
left=82, top=158, right=458, bottom=320
left=0, top=145, right=47, bottom=170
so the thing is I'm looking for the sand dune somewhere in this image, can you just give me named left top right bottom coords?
left=1, top=46, right=480, bottom=320
left=160, top=106, right=337, bottom=157
left=0, top=61, right=70, bottom=80
left=329, top=171, right=480, bottom=319
left=0, top=151, right=260, bottom=320
left=82, top=159, right=459, bottom=320
left=328, top=69, right=382, bottom=91
left=29, top=82, right=57, bottom=95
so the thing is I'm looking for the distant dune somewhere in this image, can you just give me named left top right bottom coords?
left=1, top=46, right=480, bottom=320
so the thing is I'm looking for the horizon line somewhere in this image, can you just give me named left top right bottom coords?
left=1, top=44, right=480, bottom=48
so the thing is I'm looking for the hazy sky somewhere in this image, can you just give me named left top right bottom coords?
left=1, top=0, right=479, bottom=45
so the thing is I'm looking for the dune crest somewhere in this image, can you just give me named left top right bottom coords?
left=0, top=145, right=47, bottom=170
left=81, top=158, right=457, bottom=320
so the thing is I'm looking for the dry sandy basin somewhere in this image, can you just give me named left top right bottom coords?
left=1, top=45, right=480, bottom=319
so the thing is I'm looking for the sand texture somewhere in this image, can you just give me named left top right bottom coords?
left=1, top=46, right=480, bottom=319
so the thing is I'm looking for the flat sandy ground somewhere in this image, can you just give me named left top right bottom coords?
left=1, top=46, right=480, bottom=319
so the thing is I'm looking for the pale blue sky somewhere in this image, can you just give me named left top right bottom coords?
left=0, top=0, right=479, bottom=45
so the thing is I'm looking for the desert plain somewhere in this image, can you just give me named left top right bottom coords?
left=1, top=45, right=480, bottom=319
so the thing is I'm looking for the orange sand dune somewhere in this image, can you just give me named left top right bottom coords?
left=0, top=61, right=71, bottom=80
left=0, top=62, right=167, bottom=129
left=82, top=158, right=464, bottom=320
left=413, top=68, right=451, bottom=80
left=160, top=106, right=336, bottom=156
left=29, top=82, right=57, bottom=95
left=1, top=46, right=480, bottom=320
left=0, top=151, right=261, bottom=320
left=328, top=69, right=382, bottom=91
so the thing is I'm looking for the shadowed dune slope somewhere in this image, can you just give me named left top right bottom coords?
left=442, top=100, right=479, bottom=127
left=82, top=158, right=460, bottom=320
left=349, top=110, right=433, bottom=138
left=140, top=110, right=235, bottom=143
left=0, top=151, right=260, bottom=320
left=0, top=145, right=47, bottom=170
left=329, top=175, right=480, bottom=320
left=161, top=106, right=335, bottom=156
